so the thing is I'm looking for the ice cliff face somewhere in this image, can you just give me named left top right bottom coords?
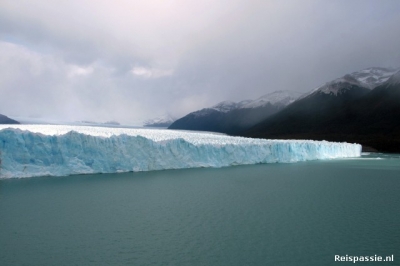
left=0, top=125, right=361, bottom=178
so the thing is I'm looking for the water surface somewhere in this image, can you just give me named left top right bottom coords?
left=1, top=154, right=399, bottom=265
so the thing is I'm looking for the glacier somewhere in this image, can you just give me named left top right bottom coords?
left=0, top=125, right=361, bottom=178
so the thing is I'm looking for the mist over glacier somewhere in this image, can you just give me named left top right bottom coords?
left=0, top=125, right=361, bottom=178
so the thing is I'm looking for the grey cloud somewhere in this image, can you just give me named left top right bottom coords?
left=0, top=0, right=400, bottom=125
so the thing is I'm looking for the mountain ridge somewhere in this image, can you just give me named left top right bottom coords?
left=302, top=67, right=398, bottom=98
left=144, top=114, right=176, bottom=127
left=243, top=69, right=400, bottom=152
left=168, top=66, right=400, bottom=152
left=169, top=90, right=301, bottom=134
left=0, top=114, right=20, bottom=124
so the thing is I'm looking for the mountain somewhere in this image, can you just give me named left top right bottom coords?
left=0, top=114, right=19, bottom=124
left=301, top=67, right=397, bottom=98
left=243, top=90, right=303, bottom=108
left=144, top=114, right=176, bottom=127
left=168, top=90, right=302, bottom=134
left=244, top=68, right=400, bottom=152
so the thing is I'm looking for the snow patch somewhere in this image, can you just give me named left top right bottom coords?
left=304, top=67, right=399, bottom=97
left=144, top=114, right=176, bottom=127
left=386, top=70, right=400, bottom=86
left=208, top=90, right=302, bottom=113
left=211, top=100, right=254, bottom=112
left=242, top=91, right=303, bottom=108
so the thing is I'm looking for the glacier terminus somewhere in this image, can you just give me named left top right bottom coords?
left=0, top=125, right=361, bottom=178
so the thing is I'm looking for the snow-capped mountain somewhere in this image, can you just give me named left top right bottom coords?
left=243, top=91, right=303, bottom=108
left=211, top=100, right=252, bottom=113
left=144, top=114, right=176, bottom=127
left=208, top=90, right=301, bottom=113
left=305, top=67, right=398, bottom=97
left=351, top=67, right=398, bottom=88
left=202, top=68, right=397, bottom=114
left=170, top=66, right=400, bottom=152
left=169, top=90, right=298, bottom=134
left=183, top=90, right=301, bottom=119
left=188, top=99, right=253, bottom=117
left=245, top=67, right=400, bottom=152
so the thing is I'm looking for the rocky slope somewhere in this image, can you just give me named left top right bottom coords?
left=0, top=114, right=19, bottom=124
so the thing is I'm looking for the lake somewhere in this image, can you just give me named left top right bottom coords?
left=0, top=153, right=399, bottom=265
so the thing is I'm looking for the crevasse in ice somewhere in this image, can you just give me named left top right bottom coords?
left=0, top=125, right=361, bottom=178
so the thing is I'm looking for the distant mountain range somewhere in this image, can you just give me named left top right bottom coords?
left=169, top=67, right=400, bottom=152
left=0, top=114, right=19, bottom=124
left=169, top=91, right=302, bottom=134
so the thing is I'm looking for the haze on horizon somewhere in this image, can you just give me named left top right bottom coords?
left=1, top=0, right=400, bottom=125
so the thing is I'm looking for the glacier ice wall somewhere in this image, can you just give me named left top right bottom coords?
left=0, top=125, right=361, bottom=178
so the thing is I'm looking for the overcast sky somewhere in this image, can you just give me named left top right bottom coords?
left=1, top=0, right=400, bottom=125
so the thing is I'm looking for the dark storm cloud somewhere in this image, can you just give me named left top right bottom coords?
left=0, top=0, right=399, bottom=124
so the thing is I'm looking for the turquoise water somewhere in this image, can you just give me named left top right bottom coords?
left=0, top=153, right=399, bottom=266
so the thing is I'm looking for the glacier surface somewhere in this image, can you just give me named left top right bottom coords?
left=0, top=125, right=361, bottom=178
